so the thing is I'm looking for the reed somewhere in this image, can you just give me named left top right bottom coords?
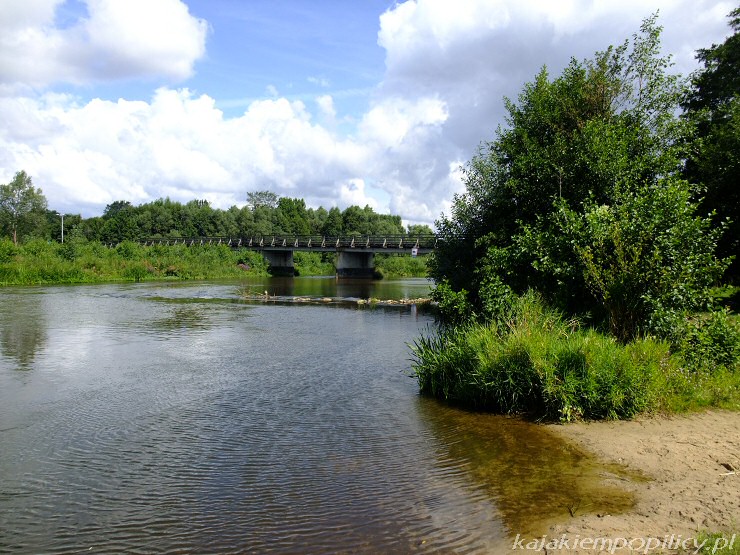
left=411, top=292, right=740, bottom=421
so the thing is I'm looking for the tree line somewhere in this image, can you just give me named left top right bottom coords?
left=0, top=181, right=433, bottom=245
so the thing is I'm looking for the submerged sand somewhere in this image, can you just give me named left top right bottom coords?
left=532, top=410, right=740, bottom=554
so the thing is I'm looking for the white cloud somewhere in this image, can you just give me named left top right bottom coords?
left=0, top=89, right=374, bottom=215
left=0, top=0, right=207, bottom=89
left=308, top=76, right=331, bottom=88
left=339, top=179, right=380, bottom=211
left=316, top=95, right=336, bottom=120
left=0, top=0, right=734, bottom=228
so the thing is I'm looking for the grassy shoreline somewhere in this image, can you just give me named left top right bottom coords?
left=0, top=239, right=428, bottom=285
left=411, top=292, right=740, bottom=422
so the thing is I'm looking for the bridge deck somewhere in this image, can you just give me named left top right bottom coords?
left=140, top=235, right=438, bottom=254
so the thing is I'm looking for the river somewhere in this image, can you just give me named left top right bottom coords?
left=0, top=278, right=633, bottom=554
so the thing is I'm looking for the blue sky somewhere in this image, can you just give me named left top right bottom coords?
left=60, top=1, right=392, bottom=117
left=0, top=0, right=735, bottom=226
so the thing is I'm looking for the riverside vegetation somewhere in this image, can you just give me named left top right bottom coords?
left=0, top=238, right=428, bottom=285
left=412, top=12, right=740, bottom=421
left=0, top=175, right=431, bottom=284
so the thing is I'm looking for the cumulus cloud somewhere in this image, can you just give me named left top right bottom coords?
left=0, top=0, right=207, bottom=90
left=370, top=0, right=734, bottom=223
left=0, top=89, right=368, bottom=214
left=0, top=0, right=734, bottom=228
left=339, top=179, right=380, bottom=211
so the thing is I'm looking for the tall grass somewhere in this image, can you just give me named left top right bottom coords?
left=0, top=238, right=270, bottom=285
left=412, top=292, right=740, bottom=421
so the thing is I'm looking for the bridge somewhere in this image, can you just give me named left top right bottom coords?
left=140, top=235, right=439, bottom=278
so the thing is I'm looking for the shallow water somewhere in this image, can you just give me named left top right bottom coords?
left=0, top=279, right=635, bottom=553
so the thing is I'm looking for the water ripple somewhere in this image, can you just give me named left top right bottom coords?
left=0, top=283, right=624, bottom=554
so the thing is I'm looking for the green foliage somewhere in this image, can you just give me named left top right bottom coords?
left=426, top=13, right=733, bottom=392
left=407, top=224, right=434, bottom=235
left=682, top=8, right=740, bottom=280
left=123, top=262, right=150, bottom=282
left=412, top=293, right=671, bottom=421
left=374, top=254, right=429, bottom=278
left=414, top=14, right=740, bottom=421
left=293, top=252, right=335, bottom=276
left=55, top=196, right=410, bottom=245
left=430, top=281, right=475, bottom=326
left=246, top=190, right=279, bottom=209
left=22, top=238, right=57, bottom=257
left=0, top=171, right=48, bottom=244
left=322, top=207, right=344, bottom=236
left=538, top=179, right=728, bottom=341
left=0, top=239, right=18, bottom=263
left=430, top=15, right=698, bottom=329
left=0, top=241, right=273, bottom=285
left=668, top=310, right=740, bottom=372
left=116, top=241, right=142, bottom=260
left=414, top=291, right=740, bottom=419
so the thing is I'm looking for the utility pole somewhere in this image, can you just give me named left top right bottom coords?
left=56, top=212, right=65, bottom=243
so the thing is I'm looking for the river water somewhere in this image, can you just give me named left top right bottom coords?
left=0, top=278, right=634, bottom=554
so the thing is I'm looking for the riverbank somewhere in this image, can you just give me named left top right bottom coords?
left=536, top=410, right=739, bottom=554
left=0, top=239, right=428, bottom=285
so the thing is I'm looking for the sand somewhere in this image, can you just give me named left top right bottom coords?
left=528, top=410, right=740, bottom=554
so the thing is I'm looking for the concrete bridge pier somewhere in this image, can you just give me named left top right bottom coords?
left=336, top=251, right=375, bottom=278
left=263, top=250, right=296, bottom=276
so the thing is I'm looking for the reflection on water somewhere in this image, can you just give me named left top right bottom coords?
left=0, top=280, right=636, bottom=553
left=239, top=275, right=433, bottom=300
left=0, top=289, right=48, bottom=369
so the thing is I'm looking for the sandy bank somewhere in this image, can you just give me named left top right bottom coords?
left=535, top=410, right=740, bottom=553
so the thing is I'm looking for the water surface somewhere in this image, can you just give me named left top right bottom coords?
left=0, top=279, right=634, bottom=553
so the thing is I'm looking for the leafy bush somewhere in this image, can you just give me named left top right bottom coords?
left=430, top=280, right=475, bottom=326
left=21, top=238, right=57, bottom=257
left=123, top=262, right=150, bottom=282
left=116, top=241, right=141, bottom=260
left=293, top=252, right=334, bottom=276
left=547, top=179, right=728, bottom=342
left=0, top=239, right=18, bottom=262
left=374, top=254, right=428, bottom=278
left=669, top=310, right=740, bottom=371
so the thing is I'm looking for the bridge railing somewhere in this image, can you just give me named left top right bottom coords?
left=137, top=235, right=439, bottom=250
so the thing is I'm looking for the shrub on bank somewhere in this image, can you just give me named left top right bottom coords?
left=412, top=293, right=739, bottom=421
left=293, top=252, right=334, bottom=276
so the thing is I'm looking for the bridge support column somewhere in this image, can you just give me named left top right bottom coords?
left=263, top=250, right=296, bottom=276
left=336, top=251, right=375, bottom=278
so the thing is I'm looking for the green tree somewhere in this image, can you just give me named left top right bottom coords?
left=682, top=7, right=740, bottom=280
left=276, top=197, right=310, bottom=235
left=321, top=207, right=343, bottom=236
left=430, top=14, right=710, bottom=335
left=103, top=200, right=133, bottom=219
left=247, top=190, right=279, bottom=210
left=541, top=180, right=727, bottom=341
left=342, top=205, right=368, bottom=236
left=407, top=224, right=434, bottom=236
left=0, top=171, right=48, bottom=244
left=101, top=201, right=139, bottom=242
